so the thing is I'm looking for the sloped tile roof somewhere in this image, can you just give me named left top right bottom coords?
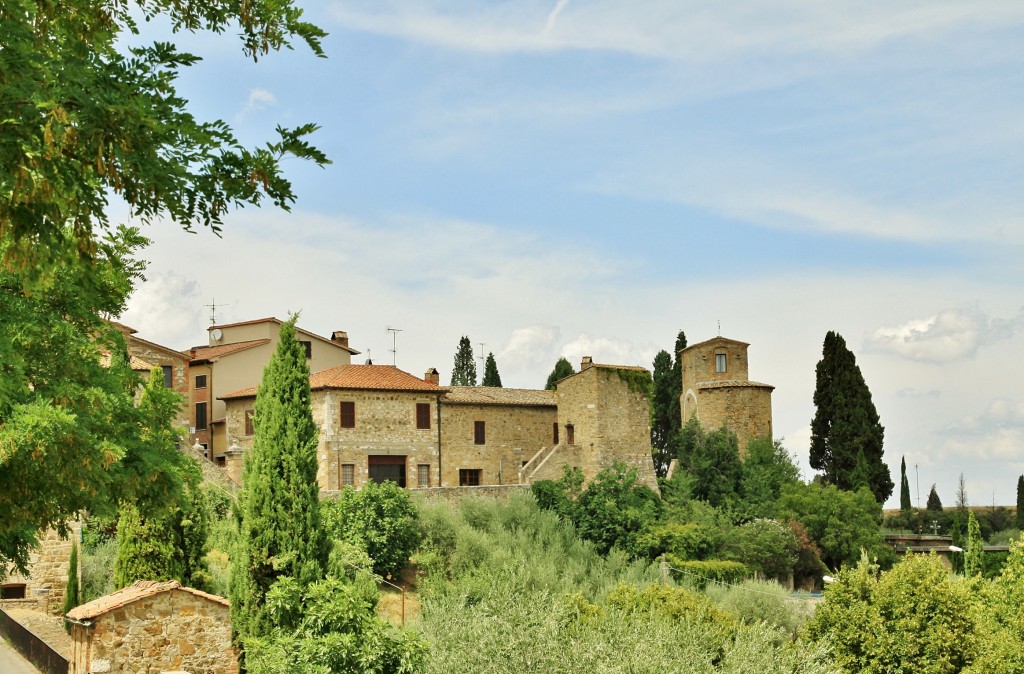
left=221, top=364, right=444, bottom=401
left=66, top=580, right=228, bottom=621
left=442, top=386, right=557, bottom=407
left=189, top=339, right=270, bottom=362
left=591, top=363, right=648, bottom=372
left=697, top=379, right=775, bottom=391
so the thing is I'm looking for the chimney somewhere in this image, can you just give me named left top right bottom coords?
left=424, top=368, right=440, bottom=385
left=581, top=356, right=593, bottom=370
left=331, top=331, right=349, bottom=348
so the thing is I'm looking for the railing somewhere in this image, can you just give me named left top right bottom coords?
left=0, top=608, right=68, bottom=674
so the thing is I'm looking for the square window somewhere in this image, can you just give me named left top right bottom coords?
left=459, top=469, right=482, bottom=486
left=416, top=403, right=431, bottom=430
left=244, top=409, right=255, bottom=436
left=417, top=464, right=431, bottom=488
left=340, top=401, right=355, bottom=428
left=474, top=420, right=485, bottom=445
left=715, top=353, right=727, bottom=373
left=195, top=374, right=208, bottom=389
left=341, top=464, right=355, bottom=486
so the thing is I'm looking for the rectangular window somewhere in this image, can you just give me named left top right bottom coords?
left=566, top=423, right=575, bottom=445
left=1, top=584, right=27, bottom=599
left=340, top=401, right=355, bottom=428
left=474, top=420, right=485, bottom=445
left=340, top=464, right=355, bottom=486
left=553, top=422, right=559, bottom=444
left=300, top=340, right=312, bottom=359
left=417, top=464, right=431, bottom=488
left=195, top=374, right=208, bottom=389
left=195, top=402, right=208, bottom=430
left=416, top=403, right=431, bottom=430
left=162, top=365, right=173, bottom=388
left=244, top=409, right=255, bottom=436
left=459, top=469, right=482, bottom=486
left=715, top=353, right=727, bottom=373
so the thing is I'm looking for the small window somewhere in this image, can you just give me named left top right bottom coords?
left=715, top=353, right=727, bottom=373
left=195, top=402, right=208, bottom=430
left=1, top=584, right=26, bottom=599
left=162, top=365, right=173, bottom=388
left=459, top=469, right=482, bottom=486
left=299, top=340, right=312, bottom=359
left=474, top=420, right=485, bottom=445
left=553, top=422, right=559, bottom=444
left=416, top=403, right=431, bottom=430
left=244, top=409, right=255, bottom=436
left=566, top=423, right=575, bottom=445
left=417, top=464, right=431, bottom=488
left=340, top=401, right=355, bottom=428
left=215, top=455, right=226, bottom=467
left=340, top=464, right=355, bottom=486
left=195, top=374, right=208, bottom=389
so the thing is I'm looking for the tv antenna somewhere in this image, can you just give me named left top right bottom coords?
left=717, top=320, right=721, bottom=336
left=478, top=341, right=487, bottom=369
left=386, top=326, right=403, bottom=365
left=203, top=298, right=229, bottom=325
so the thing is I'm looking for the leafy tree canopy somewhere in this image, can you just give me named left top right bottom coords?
left=481, top=352, right=502, bottom=387
left=1, top=0, right=328, bottom=268
left=738, top=436, right=801, bottom=519
left=809, top=331, right=892, bottom=503
left=544, top=357, right=575, bottom=390
left=674, top=417, right=742, bottom=509
left=450, top=336, right=477, bottom=386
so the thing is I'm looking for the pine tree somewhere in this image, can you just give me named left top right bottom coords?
left=926, top=484, right=943, bottom=512
left=650, top=350, right=675, bottom=477
left=964, top=510, right=984, bottom=577
left=809, top=331, right=893, bottom=503
left=450, top=336, right=477, bottom=386
left=900, top=456, right=912, bottom=511
left=63, top=540, right=79, bottom=630
left=1017, top=475, right=1024, bottom=530
left=482, top=352, right=502, bottom=387
left=544, top=357, right=575, bottom=390
left=231, top=317, right=327, bottom=645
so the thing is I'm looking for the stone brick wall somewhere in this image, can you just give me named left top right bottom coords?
left=1, top=522, right=81, bottom=615
left=438, top=402, right=556, bottom=487
left=69, top=590, right=235, bottom=674
left=694, top=385, right=773, bottom=453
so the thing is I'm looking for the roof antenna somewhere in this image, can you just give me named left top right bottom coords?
left=478, top=341, right=486, bottom=370
left=386, top=326, right=402, bottom=366
left=203, top=298, right=229, bottom=325
left=717, top=320, right=721, bottom=336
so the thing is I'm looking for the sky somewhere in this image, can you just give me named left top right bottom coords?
left=118, top=1, right=1024, bottom=510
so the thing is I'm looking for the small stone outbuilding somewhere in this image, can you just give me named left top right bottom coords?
left=66, top=580, right=236, bottom=674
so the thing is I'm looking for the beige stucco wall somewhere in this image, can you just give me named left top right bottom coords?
left=69, top=590, right=235, bottom=674
left=438, top=402, right=556, bottom=487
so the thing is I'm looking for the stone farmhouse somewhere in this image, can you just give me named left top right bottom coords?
left=220, top=356, right=658, bottom=491
left=679, top=336, right=774, bottom=454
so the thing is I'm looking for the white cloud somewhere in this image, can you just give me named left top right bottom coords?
left=559, top=332, right=652, bottom=369
left=500, top=325, right=562, bottom=371
left=869, top=307, right=1024, bottom=362
left=238, top=88, right=278, bottom=120
left=121, top=271, right=206, bottom=350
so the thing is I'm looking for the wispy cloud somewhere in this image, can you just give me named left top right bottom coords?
left=868, top=307, right=1024, bottom=362
left=238, top=88, right=278, bottom=121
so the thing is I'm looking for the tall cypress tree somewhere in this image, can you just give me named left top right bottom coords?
left=964, top=510, right=984, bottom=577
left=482, top=352, right=502, bottom=387
left=810, top=331, right=892, bottom=503
left=900, top=456, right=912, bottom=511
left=670, top=330, right=687, bottom=435
left=650, top=350, right=675, bottom=477
left=231, top=317, right=327, bottom=645
left=63, top=540, right=79, bottom=630
left=1017, top=475, right=1024, bottom=529
left=450, top=336, right=477, bottom=386
left=545, top=357, right=575, bottom=390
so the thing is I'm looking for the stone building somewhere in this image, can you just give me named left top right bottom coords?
left=106, top=321, right=192, bottom=428
left=679, top=336, right=774, bottom=453
left=187, top=317, right=358, bottom=463
left=66, top=580, right=235, bottom=674
left=0, top=523, right=81, bottom=615
left=221, top=357, right=657, bottom=491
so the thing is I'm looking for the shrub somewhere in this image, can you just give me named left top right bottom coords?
left=663, top=556, right=748, bottom=589
left=706, top=579, right=810, bottom=638
left=322, top=481, right=420, bottom=579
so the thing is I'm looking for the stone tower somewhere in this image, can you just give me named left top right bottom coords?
left=679, top=337, right=774, bottom=453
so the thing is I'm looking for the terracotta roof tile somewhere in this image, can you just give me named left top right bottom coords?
left=697, top=379, right=774, bottom=391
left=443, top=387, right=556, bottom=407
left=189, top=339, right=270, bottom=362
left=221, top=364, right=444, bottom=401
left=591, top=363, right=649, bottom=372
left=66, top=580, right=228, bottom=621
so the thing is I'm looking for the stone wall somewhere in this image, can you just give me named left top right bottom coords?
left=438, top=402, right=556, bottom=487
left=1, top=522, right=81, bottom=615
left=693, top=384, right=773, bottom=454
left=69, top=589, right=235, bottom=674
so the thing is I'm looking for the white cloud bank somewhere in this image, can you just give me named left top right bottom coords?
left=869, top=307, right=1024, bottom=362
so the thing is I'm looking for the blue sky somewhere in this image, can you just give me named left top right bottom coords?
left=123, top=1, right=1024, bottom=509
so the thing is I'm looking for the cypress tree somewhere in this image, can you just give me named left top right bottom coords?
left=900, top=456, right=912, bottom=511
left=650, top=350, right=675, bottom=477
left=926, top=484, right=943, bottom=512
left=964, top=510, right=983, bottom=576
left=450, top=336, right=477, bottom=386
left=63, top=540, right=79, bottom=631
left=670, top=330, right=687, bottom=434
left=231, top=317, right=327, bottom=644
left=544, top=357, right=575, bottom=390
left=810, top=331, right=893, bottom=503
left=482, top=352, right=502, bottom=387
left=1017, top=475, right=1024, bottom=529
